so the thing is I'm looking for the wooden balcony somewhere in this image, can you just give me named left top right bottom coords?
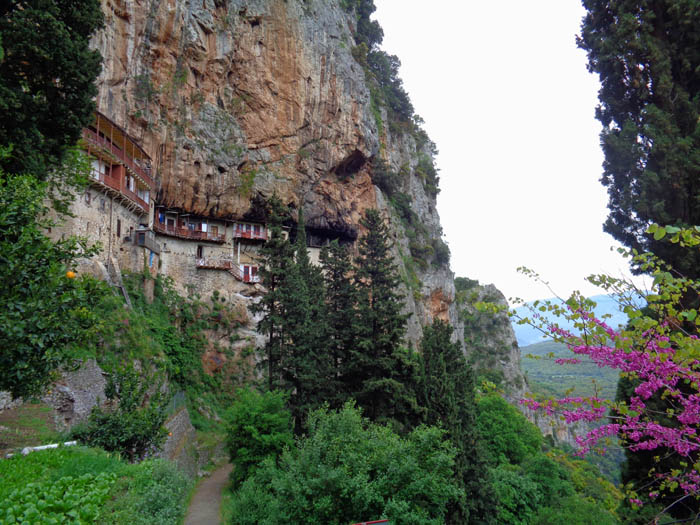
left=233, top=226, right=267, bottom=241
left=195, top=258, right=260, bottom=283
left=154, top=221, right=226, bottom=243
left=90, top=170, right=150, bottom=215
left=82, top=127, right=154, bottom=189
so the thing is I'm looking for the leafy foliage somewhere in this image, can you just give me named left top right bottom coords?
left=477, top=394, right=543, bottom=465
left=225, top=388, right=293, bottom=488
left=0, top=171, right=109, bottom=399
left=578, top=0, right=700, bottom=277
left=516, top=226, right=700, bottom=517
left=0, top=446, right=191, bottom=525
left=71, top=365, right=169, bottom=462
left=228, top=402, right=461, bottom=525
left=0, top=471, right=116, bottom=524
left=0, top=1, right=103, bottom=176
left=99, top=458, right=192, bottom=525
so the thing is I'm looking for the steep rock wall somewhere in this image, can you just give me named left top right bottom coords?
left=92, top=0, right=461, bottom=347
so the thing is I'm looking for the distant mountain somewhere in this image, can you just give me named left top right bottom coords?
left=511, top=294, right=631, bottom=347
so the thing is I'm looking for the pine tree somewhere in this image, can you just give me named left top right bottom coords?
left=578, top=0, right=700, bottom=277
left=419, top=320, right=495, bottom=525
left=252, top=196, right=295, bottom=391
left=319, top=240, right=360, bottom=407
left=0, top=1, right=103, bottom=177
left=283, top=209, right=329, bottom=430
left=352, top=208, right=421, bottom=430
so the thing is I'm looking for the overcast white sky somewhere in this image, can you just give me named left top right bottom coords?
left=373, top=1, right=643, bottom=303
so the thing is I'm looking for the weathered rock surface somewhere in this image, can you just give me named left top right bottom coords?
left=92, top=0, right=462, bottom=347
left=460, top=283, right=527, bottom=399
left=41, top=359, right=108, bottom=429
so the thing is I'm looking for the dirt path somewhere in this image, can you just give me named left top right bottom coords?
left=184, top=463, right=233, bottom=525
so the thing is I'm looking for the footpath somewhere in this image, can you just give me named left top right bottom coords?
left=184, top=463, right=233, bottom=525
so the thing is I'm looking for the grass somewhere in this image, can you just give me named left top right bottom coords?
left=0, top=402, right=62, bottom=454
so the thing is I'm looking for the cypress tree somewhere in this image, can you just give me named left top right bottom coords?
left=578, top=0, right=700, bottom=277
left=352, top=208, right=421, bottom=431
left=419, top=320, right=495, bottom=525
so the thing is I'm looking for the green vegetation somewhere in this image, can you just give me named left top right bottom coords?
left=90, top=273, right=248, bottom=434
left=579, top=1, right=700, bottom=278
left=352, top=209, right=421, bottom=430
left=0, top=403, right=61, bottom=452
left=0, top=446, right=191, bottom=524
left=225, top=389, right=293, bottom=488
left=476, top=394, right=621, bottom=524
left=0, top=1, right=103, bottom=177
left=455, top=277, right=515, bottom=389
left=227, top=402, right=460, bottom=524
left=1, top=471, right=116, bottom=523
left=255, top=205, right=422, bottom=432
left=71, top=365, right=169, bottom=462
left=0, top=170, right=109, bottom=399
left=521, top=341, right=619, bottom=399
left=419, top=320, right=495, bottom=523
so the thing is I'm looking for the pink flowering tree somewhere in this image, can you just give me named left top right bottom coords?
left=510, top=225, right=700, bottom=512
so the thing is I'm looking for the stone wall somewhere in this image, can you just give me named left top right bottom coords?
left=41, top=359, right=108, bottom=429
left=49, top=186, right=157, bottom=276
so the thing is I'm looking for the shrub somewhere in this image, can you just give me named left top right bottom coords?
left=225, top=388, right=293, bottom=488
left=228, top=402, right=461, bottom=524
left=72, top=365, right=168, bottom=462
left=476, top=394, right=542, bottom=465
left=99, top=459, right=191, bottom=525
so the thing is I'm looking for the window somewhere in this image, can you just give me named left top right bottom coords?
left=197, top=245, right=203, bottom=258
left=116, top=219, right=121, bottom=237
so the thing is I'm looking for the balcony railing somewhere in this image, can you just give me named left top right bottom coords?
left=233, top=227, right=268, bottom=241
left=82, top=128, right=154, bottom=188
left=195, top=258, right=260, bottom=283
left=154, top=221, right=226, bottom=243
left=90, top=171, right=149, bottom=214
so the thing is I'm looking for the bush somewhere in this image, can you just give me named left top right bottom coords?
left=99, top=459, right=191, bottom=525
left=476, top=394, right=542, bottom=465
left=72, top=365, right=168, bottom=462
left=225, top=388, right=293, bottom=488
left=228, top=402, right=461, bottom=524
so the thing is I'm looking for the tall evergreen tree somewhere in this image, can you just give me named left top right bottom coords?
left=0, top=1, right=103, bottom=177
left=352, top=208, right=421, bottom=430
left=253, top=196, right=295, bottom=391
left=419, top=320, right=495, bottom=525
left=320, top=240, right=360, bottom=407
left=283, top=209, right=329, bottom=430
left=578, top=0, right=700, bottom=277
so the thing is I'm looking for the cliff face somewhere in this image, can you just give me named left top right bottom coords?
left=92, top=0, right=462, bottom=348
